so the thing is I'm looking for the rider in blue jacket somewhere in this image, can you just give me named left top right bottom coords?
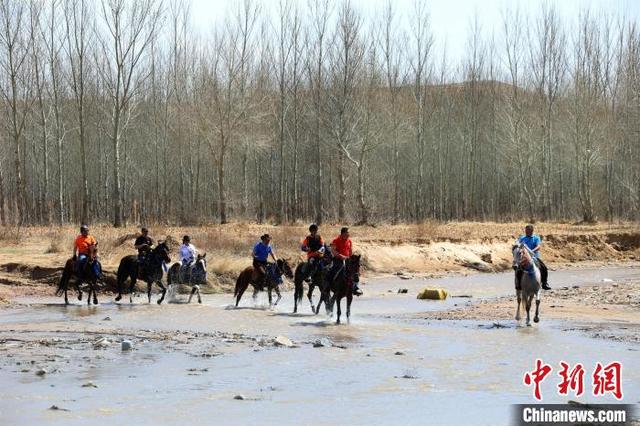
left=518, top=224, right=551, bottom=290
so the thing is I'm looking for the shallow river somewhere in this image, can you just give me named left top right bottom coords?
left=0, top=265, right=638, bottom=425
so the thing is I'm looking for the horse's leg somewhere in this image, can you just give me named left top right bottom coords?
left=533, top=289, right=541, bottom=323
left=196, top=285, right=202, bottom=304
left=252, top=286, right=259, bottom=306
left=92, top=282, right=98, bottom=305
left=307, top=284, right=315, bottom=314
left=64, top=286, right=69, bottom=305
left=157, top=281, right=166, bottom=305
left=129, top=276, right=136, bottom=304
left=77, top=280, right=83, bottom=301
left=525, top=295, right=532, bottom=326
left=268, top=287, right=273, bottom=308
left=274, top=286, right=282, bottom=306
left=335, top=296, right=342, bottom=324
left=515, top=289, right=522, bottom=321
left=315, top=290, right=324, bottom=316
left=147, top=282, right=152, bottom=304
left=346, top=293, right=353, bottom=324
left=188, top=286, right=196, bottom=303
left=235, top=280, right=249, bottom=307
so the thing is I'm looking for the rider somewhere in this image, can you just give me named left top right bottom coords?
left=134, top=227, right=154, bottom=262
left=329, top=227, right=362, bottom=296
left=300, top=223, right=325, bottom=279
left=72, top=224, right=99, bottom=277
left=179, top=235, right=197, bottom=269
left=252, top=234, right=278, bottom=286
left=518, top=224, right=551, bottom=290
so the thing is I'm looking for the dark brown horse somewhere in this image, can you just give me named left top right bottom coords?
left=328, top=254, right=361, bottom=324
left=293, top=252, right=333, bottom=314
left=115, top=241, right=172, bottom=304
left=234, top=259, right=293, bottom=308
left=56, top=245, right=102, bottom=305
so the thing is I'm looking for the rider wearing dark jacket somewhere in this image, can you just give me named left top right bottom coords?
left=301, top=224, right=325, bottom=278
left=134, top=227, right=153, bottom=261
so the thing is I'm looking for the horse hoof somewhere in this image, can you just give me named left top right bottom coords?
left=336, top=320, right=341, bottom=325
left=534, top=317, right=539, bottom=323
left=157, top=299, right=163, bottom=305
left=526, top=322, right=531, bottom=327
left=115, top=295, right=122, bottom=302
left=198, top=299, right=202, bottom=304
left=515, top=316, right=521, bottom=321
left=78, top=293, right=83, bottom=301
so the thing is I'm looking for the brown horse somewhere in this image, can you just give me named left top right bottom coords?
left=328, top=254, right=361, bottom=324
left=56, top=245, right=102, bottom=305
left=234, top=259, right=293, bottom=308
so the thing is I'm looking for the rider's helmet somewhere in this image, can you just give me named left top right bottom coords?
left=309, top=223, right=318, bottom=233
left=183, top=235, right=190, bottom=244
left=80, top=224, right=89, bottom=234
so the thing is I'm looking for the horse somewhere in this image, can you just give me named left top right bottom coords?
left=293, top=248, right=333, bottom=314
left=167, top=253, right=207, bottom=304
left=234, top=259, right=293, bottom=308
left=115, top=241, right=172, bottom=304
left=512, top=243, right=542, bottom=326
left=327, top=254, right=361, bottom=324
left=56, top=245, right=102, bottom=305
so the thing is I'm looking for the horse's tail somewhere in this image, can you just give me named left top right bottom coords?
left=56, top=260, right=72, bottom=296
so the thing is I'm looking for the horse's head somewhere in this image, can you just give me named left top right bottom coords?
left=514, top=243, right=533, bottom=269
left=347, top=254, right=361, bottom=284
left=154, top=241, right=172, bottom=264
left=277, top=258, right=294, bottom=279
left=196, top=253, right=207, bottom=270
left=512, top=243, right=521, bottom=269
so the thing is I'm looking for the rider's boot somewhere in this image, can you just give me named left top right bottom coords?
left=352, top=283, right=363, bottom=296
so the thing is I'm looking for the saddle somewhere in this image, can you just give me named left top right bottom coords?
left=179, top=262, right=194, bottom=283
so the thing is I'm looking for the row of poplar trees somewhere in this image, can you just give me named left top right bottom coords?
left=0, top=0, right=639, bottom=226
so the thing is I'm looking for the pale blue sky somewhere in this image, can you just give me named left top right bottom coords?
left=189, top=0, right=640, bottom=65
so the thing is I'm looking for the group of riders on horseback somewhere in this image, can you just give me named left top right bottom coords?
left=59, top=221, right=549, bottom=324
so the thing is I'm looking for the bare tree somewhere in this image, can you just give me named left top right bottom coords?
left=97, top=0, right=162, bottom=227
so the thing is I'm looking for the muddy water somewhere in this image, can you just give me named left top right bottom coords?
left=0, top=265, right=638, bottom=425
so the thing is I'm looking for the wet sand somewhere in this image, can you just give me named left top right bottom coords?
left=0, top=264, right=639, bottom=425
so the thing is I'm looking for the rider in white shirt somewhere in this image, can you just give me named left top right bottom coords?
left=179, top=235, right=197, bottom=267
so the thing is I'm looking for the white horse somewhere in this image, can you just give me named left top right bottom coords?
left=512, top=243, right=542, bottom=326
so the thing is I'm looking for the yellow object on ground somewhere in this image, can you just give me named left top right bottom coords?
left=417, top=288, right=448, bottom=300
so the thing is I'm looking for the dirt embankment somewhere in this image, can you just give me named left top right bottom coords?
left=0, top=222, right=638, bottom=301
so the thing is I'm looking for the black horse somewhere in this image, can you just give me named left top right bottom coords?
left=56, top=246, right=102, bottom=305
left=293, top=247, right=333, bottom=314
left=234, top=259, right=294, bottom=308
left=328, top=254, right=361, bottom=324
left=167, top=253, right=208, bottom=304
left=115, top=241, right=172, bottom=304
